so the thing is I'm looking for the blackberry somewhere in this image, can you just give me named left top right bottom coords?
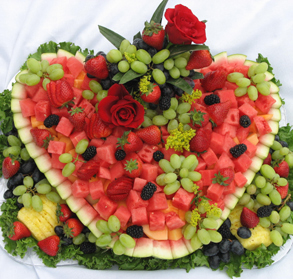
left=173, top=85, right=184, bottom=97
left=153, top=63, right=164, bottom=71
left=237, top=227, right=251, bottom=239
left=159, top=96, right=171, bottom=111
left=44, top=114, right=60, bottom=128
left=224, top=217, right=231, bottom=228
left=126, top=225, right=144, bottom=238
left=239, top=115, right=251, bottom=128
left=141, top=182, right=157, bottom=200
left=204, top=94, right=220, bottom=105
left=80, top=242, right=96, bottom=254
left=61, top=236, right=73, bottom=246
left=87, top=73, right=97, bottom=79
left=115, top=149, right=126, bottom=161
left=148, top=103, right=158, bottom=110
left=82, top=146, right=97, bottom=161
left=161, top=85, right=173, bottom=97
left=153, top=151, right=164, bottom=162
left=257, top=205, right=273, bottom=217
left=133, top=38, right=149, bottom=50
left=229, top=143, right=247, bottom=158
left=217, top=222, right=231, bottom=239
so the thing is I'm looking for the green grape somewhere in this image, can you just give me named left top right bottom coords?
left=256, top=193, right=271, bottom=205
left=236, top=77, right=251, bottom=87
left=271, top=140, right=282, bottom=150
left=23, top=176, right=34, bottom=188
left=251, top=73, right=266, bottom=84
left=176, top=102, right=191, bottom=114
left=4, top=146, right=21, bottom=157
left=156, top=173, right=167, bottom=186
left=17, top=196, right=23, bottom=204
left=41, top=59, right=50, bottom=72
left=180, top=68, right=190, bottom=77
left=42, top=78, right=50, bottom=90
left=269, top=189, right=282, bottom=205
left=253, top=200, right=263, bottom=212
left=62, top=162, right=76, bottom=177
left=27, top=58, right=41, bottom=74
left=255, top=62, right=268, bottom=74
left=170, top=98, right=179, bottom=110
left=178, top=113, right=191, bottom=124
left=97, top=90, right=108, bottom=101
left=89, top=80, right=103, bottom=93
left=181, top=155, right=198, bottom=170
left=108, top=215, right=121, bottom=232
left=73, top=233, right=86, bottom=245
left=31, top=195, right=43, bottom=212
left=247, top=85, right=258, bottom=101
left=119, top=234, right=136, bottom=249
left=202, top=218, right=218, bottom=229
left=208, top=230, right=222, bottom=243
left=169, top=67, right=180, bottom=79
left=18, top=73, right=31, bottom=84
left=87, top=232, right=97, bottom=243
left=125, top=44, right=137, bottom=54
left=174, top=57, right=187, bottom=69
left=279, top=205, right=291, bottom=221
left=163, top=180, right=180, bottom=195
left=26, top=74, right=41, bottom=86
left=152, top=69, right=166, bottom=85
left=36, top=70, right=43, bottom=77
left=183, top=224, right=197, bottom=240
left=163, top=108, right=176, bottom=120
left=180, top=178, right=194, bottom=192
left=35, top=178, right=49, bottom=188
left=49, top=69, right=64, bottom=80
left=167, top=119, right=179, bottom=133
left=145, top=109, right=157, bottom=119
left=190, top=233, right=202, bottom=250
left=272, top=150, right=283, bottom=161
left=152, top=49, right=170, bottom=64
left=96, top=234, right=112, bottom=247
left=159, top=159, right=175, bottom=173
left=248, top=64, right=258, bottom=78
left=260, top=182, right=274, bottom=195
left=245, top=199, right=255, bottom=211
left=185, top=211, right=192, bottom=223
left=36, top=184, right=52, bottom=194
left=260, top=164, right=276, bottom=180
left=254, top=175, right=266, bottom=188
left=7, top=135, right=22, bottom=147
left=246, top=184, right=257, bottom=195
left=13, top=185, right=27, bottom=196
left=256, top=82, right=270, bottom=96
left=46, top=64, right=63, bottom=74
left=238, top=193, right=250, bottom=206
left=152, top=115, right=168, bottom=126
left=113, top=239, right=126, bottom=255
left=279, top=147, right=289, bottom=156
left=96, top=220, right=112, bottom=234
left=274, top=226, right=288, bottom=238
left=82, top=90, right=94, bottom=100
left=270, top=230, right=283, bottom=246
left=22, top=193, right=32, bottom=208
left=59, top=153, right=73, bottom=164
left=277, top=177, right=288, bottom=186
left=281, top=223, right=293, bottom=235
left=197, top=228, right=211, bottom=245
left=106, top=49, right=123, bottom=63
left=75, top=139, right=89, bottom=154
left=119, top=39, right=131, bottom=54
left=227, top=72, right=244, bottom=83
left=285, top=153, right=293, bottom=167
left=179, top=168, right=189, bottom=178
left=131, top=61, right=148, bottom=74
left=46, top=192, right=61, bottom=203
left=136, top=49, right=152, bottom=64
left=269, top=211, right=280, bottom=224
left=142, top=116, right=153, bottom=127
left=234, top=87, right=247, bottom=97
left=170, top=154, right=181, bottom=169
left=259, top=216, right=271, bottom=228
left=164, top=173, right=178, bottom=184
left=20, top=148, right=30, bottom=161
left=118, top=60, right=130, bottom=73
left=164, top=58, right=174, bottom=70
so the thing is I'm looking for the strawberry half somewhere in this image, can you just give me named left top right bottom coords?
left=7, top=221, right=31, bottom=240
left=201, top=69, right=227, bottom=92
left=186, top=50, right=213, bottom=70
left=135, top=125, right=161, bottom=145
left=213, top=167, right=234, bottom=186
left=117, top=131, right=143, bottom=152
left=38, top=235, right=60, bottom=256
left=240, top=207, right=259, bottom=228
left=190, top=128, right=211, bottom=153
left=273, top=160, right=289, bottom=178
left=69, top=107, right=86, bottom=132
left=2, top=157, right=20, bottom=179
left=206, top=100, right=231, bottom=126
left=84, top=55, right=109, bottom=79
left=30, top=128, right=52, bottom=148
left=107, top=176, right=134, bottom=201
left=142, top=20, right=165, bottom=50
left=86, top=113, right=112, bottom=139
left=46, top=80, right=74, bottom=108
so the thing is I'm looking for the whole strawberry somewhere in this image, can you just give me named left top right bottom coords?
left=38, top=235, right=60, bottom=256
left=213, top=167, right=235, bottom=186
left=190, top=128, right=211, bottom=153
left=273, top=160, right=289, bottom=178
left=124, top=158, right=142, bottom=178
left=46, top=80, right=74, bottom=108
left=8, top=221, right=31, bottom=240
left=117, top=131, right=143, bottom=152
left=140, top=83, right=161, bottom=103
left=2, top=157, right=20, bottom=179
left=201, top=69, right=227, bottom=92
left=57, top=204, right=73, bottom=223
left=189, top=109, right=210, bottom=128
left=206, top=100, right=231, bottom=126
left=240, top=207, right=259, bottom=228
left=135, top=125, right=161, bottom=145
left=142, top=20, right=165, bottom=50
left=30, top=128, right=52, bottom=148
left=84, top=55, right=109, bottom=79
left=69, top=107, right=86, bottom=132
left=186, top=50, right=213, bottom=70
left=107, top=176, right=134, bottom=201
left=64, top=218, right=84, bottom=238
left=275, top=182, right=289, bottom=199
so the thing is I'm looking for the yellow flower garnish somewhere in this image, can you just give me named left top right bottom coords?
left=139, top=75, right=151, bottom=94
left=124, top=52, right=136, bottom=63
left=190, top=208, right=201, bottom=228
left=206, top=203, right=222, bottom=219
left=181, top=89, right=202, bottom=104
left=192, top=184, right=199, bottom=195
left=165, top=123, right=196, bottom=152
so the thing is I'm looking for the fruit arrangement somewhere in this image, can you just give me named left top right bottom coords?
left=0, top=0, right=293, bottom=277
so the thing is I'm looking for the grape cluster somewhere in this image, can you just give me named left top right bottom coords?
left=95, top=215, right=136, bottom=255
left=3, top=135, right=31, bottom=162
left=227, top=62, right=271, bottom=100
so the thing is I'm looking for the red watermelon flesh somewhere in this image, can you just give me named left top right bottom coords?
left=34, top=100, right=51, bottom=121
left=19, top=98, right=36, bottom=117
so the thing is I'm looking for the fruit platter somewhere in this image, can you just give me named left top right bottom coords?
left=1, top=1, right=293, bottom=278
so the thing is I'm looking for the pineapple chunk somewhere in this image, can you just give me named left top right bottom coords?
left=229, top=205, right=272, bottom=250
left=17, top=195, right=61, bottom=241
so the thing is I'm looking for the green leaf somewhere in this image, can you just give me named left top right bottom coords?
left=98, top=25, right=126, bottom=49
left=169, top=44, right=209, bottom=58
left=167, top=78, right=194, bottom=94
left=133, top=31, right=142, bottom=40
left=119, top=70, right=144, bottom=84
left=190, top=71, right=204, bottom=80
left=151, top=0, right=169, bottom=24
left=112, top=72, right=124, bottom=82
left=58, top=42, right=81, bottom=55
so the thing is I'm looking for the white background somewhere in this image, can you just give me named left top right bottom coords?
left=0, top=0, right=293, bottom=278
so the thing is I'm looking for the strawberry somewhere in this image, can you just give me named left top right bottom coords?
left=206, top=100, right=231, bottom=126
left=77, top=160, right=100, bottom=181
left=46, top=80, right=74, bottom=108
left=201, top=69, right=227, bottom=92
left=213, top=167, right=235, bottom=186
left=142, top=20, right=165, bottom=50
left=7, top=221, right=31, bottom=240
left=38, top=235, right=60, bottom=256
left=273, top=160, right=289, bottom=178
left=69, top=107, right=86, bottom=132
left=107, top=176, right=134, bottom=201
left=123, top=153, right=143, bottom=178
left=240, top=207, right=259, bottom=228
left=140, top=83, right=161, bottom=103
left=189, top=108, right=210, bottom=128
left=30, top=128, right=52, bottom=148
left=84, top=55, right=109, bottom=79
left=64, top=218, right=84, bottom=238
left=263, top=152, right=272, bottom=165
left=135, top=125, right=161, bottom=145
left=189, top=128, right=211, bottom=153
left=186, top=50, right=213, bottom=70
left=85, top=113, right=112, bottom=139
left=275, top=182, right=289, bottom=199
left=2, top=157, right=20, bottom=179
left=117, top=131, right=143, bottom=152
left=56, top=204, right=73, bottom=223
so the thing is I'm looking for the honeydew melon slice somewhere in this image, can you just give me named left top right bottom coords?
left=109, top=235, right=119, bottom=249
left=11, top=99, right=22, bottom=113
left=249, top=157, right=264, bottom=173
left=124, top=247, right=135, bottom=257
left=76, top=203, right=99, bottom=226
left=15, top=70, right=29, bottom=85
left=267, top=120, right=279, bottom=135
left=45, top=168, right=66, bottom=187
left=220, top=207, right=231, bottom=220
left=133, top=237, right=154, bottom=258
left=56, top=180, right=72, bottom=200
left=243, top=59, right=256, bottom=67
left=269, top=108, right=282, bottom=122
left=169, top=238, right=189, bottom=259
left=223, top=194, right=239, bottom=210
left=18, top=126, right=33, bottom=144
left=87, top=216, right=103, bottom=238
left=66, top=196, right=87, bottom=213
left=41, top=53, right=57, bottom=62
left=13, top=113, right=30, bottom=129
left=213, top=51, right=227, bottom=64
left=182, top=238, right=197, bottom=254
left=269, top=81, right=279, bottom=94
left=259, top=133, right=275, bottom=146
left=233, top=187, right=246, bottom=199
left=264, top=71, right=274, bottom=81
left=242, top=169, right=256, bottom=186
left=57, top=49, right=74, bottom=58
left=75, top=51, right=86, bottom=64
left=25, top=142, right=46, bottom=159
left=227, top=54, right=247, bottom=64
left=255, top=143, right=270, bottom=160
left=34, top=153, right=52, bottom=173
left=153, top=240, right=173, bottom=259
left=271, top=94, right=282, bottom=108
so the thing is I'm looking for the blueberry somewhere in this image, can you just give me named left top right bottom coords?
left=237, top=227, right=251, bottom=239
left=219, top=252, right=230, bottom=263
left=163, top=70, right=170, bottom=81
left=188, top=69, right=196, bottom=78
left=173, top=85, right=184, bottom=97
left=203, top=242, right=219, bottom=256
left=208, top=254, right=221, bottom=269
left=96, top=51, right=106, bottom=58
left=82, top=226, right=91, bottom=234
left=16, top=201, right=24, bottom=209
left=148, top=103, right=158, bottom=110
left=7, top=172, right=24, bottom=190
left=133, top=38, right=149, bottom=50
left=161, top=85, right=173, bottom=97
left=274, top=135, right=280, bottom=141
left=219, top=239, right=231, bottom=253
left=231, top=240, right=245, bottom=256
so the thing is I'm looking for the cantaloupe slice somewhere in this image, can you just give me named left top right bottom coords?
left=168, top=228, right=183, bottom=241
left=142, top=224, right=168, bottom=240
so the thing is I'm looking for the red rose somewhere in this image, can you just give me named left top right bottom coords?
left=98, top=84, right=145, bottom=129
left=165, top=4, right=206, bottom=45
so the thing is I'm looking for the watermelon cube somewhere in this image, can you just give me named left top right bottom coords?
left=61, top=74, right=75, bottom=87
left=234, top=172, right=248, bottom=188
left=224, top=81, right=238, bottom=91
left=126, top=190, right=149, bottom=212
left=131, top=207, right=148, bottom=226
left=209, top=132, right=224, bottom=155
left=147, top=193, right=168, bottom=211
left=114, top=206, right=131, bottom=228
left=56, top=117, right=74, bottom=137
left=133, top=177, right=148, bottom=192
left=90, top=138, right=104, bottom=148
left=223, top=180, right=236, bottom=195
left=31, top=87, right=49, bottom=102
left=255, top=94, right=276, bottom=114
left=216, top=89, right=237, bottom=108
left=70, top=131, right=88, bottom=147
left=172, top=188, right=195, bottom=212
left=34, top=100, right=51, bottom=122
left=67, top=56, right=84, bottom=78
left=98, top=166, right=111, bottom=180
left=25, top=83, right=41, bottom=98
left=215, top=152, right=235, bottom=170
left=236, top=126, right=250, bottom=143
left=81, top=75, right=94, bottom=91
left=223, top=134, right=236, bottom=155
left=71, top=179, right=90, bottom=198
left=109, top=161, right=124, bottom=181
left=224, top=108, right=239, bottom=126
left=195, top=157, right=207, bottom=171
left=160, top=147, right=181, bottom=161
left=89, top=179, right=105, bottom=200
left=149, top=211, right=165, bottom=231
left=242, top=139, right=257, bottom=158
left=48, top=141, right=66, bottom=155
left=94, top=144, right=116, bottom=165
left=50, top=153, right=66, bottom=169
left=94, top=194, right=118, bottom=220
left=199, top=169, right=217, bottom=186
left=104, top=135, right=118, bottom=146
left=77, top=99, right=95, bottom=119
left=233, top=153, right=252, bottom=173
left=201, top=148, right=218, bottom=167
left=72, top=87, right=83, bottom=106
left=165, top=211, right=185, bottom=230
left=206, top=183, right=224, bottom=202
left=214, top=123, right=237, bottom=138
left=19, top=98, right=36, bottom=117
left=140, top=163, right=158, bottom=182
left=50, top=106, right=70, bottom=118
left=253, top=116, right=272, bottom=137
left=238, top=103, right=258, bottom=119
left=137, top=144, right=159, bottom=163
